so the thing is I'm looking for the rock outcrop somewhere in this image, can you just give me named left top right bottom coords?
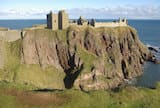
left=0, top=26, right=154, bottom=90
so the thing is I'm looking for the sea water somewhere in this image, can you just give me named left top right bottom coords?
left=0, top=19, right=160, bottom=88
left=0, top=19, right=46, bottom=29
left=129, top=20, right=160, bottom=88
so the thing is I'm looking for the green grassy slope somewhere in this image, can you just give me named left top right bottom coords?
left=0, top=26, right=159, bottom=108
left=0, top=38, right=65, bottom=90
left=0, top=84, right=160, bottom=108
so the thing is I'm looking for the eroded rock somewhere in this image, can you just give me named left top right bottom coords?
left=1, top=26, right=154, bottom=90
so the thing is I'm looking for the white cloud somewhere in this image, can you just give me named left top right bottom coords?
left=0, top=5, right=160, bottom=19
left=0, top=8, right=50, bottom=19
left=67, top=5, right=160, bottom=19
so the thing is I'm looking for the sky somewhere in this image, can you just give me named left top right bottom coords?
left=0, top=0, right=160, bottom=19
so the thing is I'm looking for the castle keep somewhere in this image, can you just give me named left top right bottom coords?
left=47, top=10, right=127, bottom=30
left=47, top=10, right=69, bottom=30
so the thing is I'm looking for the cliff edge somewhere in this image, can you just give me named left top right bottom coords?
left=0, top=26, right=153, bottom=90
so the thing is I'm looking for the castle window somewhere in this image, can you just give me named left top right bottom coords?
left=54, top=20, right=56, bottom=23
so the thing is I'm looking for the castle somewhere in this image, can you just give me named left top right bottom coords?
left=47, top=10, right=69, bottom=30
left=47, top=10, right=127, bottom=30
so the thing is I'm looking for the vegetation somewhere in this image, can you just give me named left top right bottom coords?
left=1, top=38, right=65, bottom=90
left=0, top=84, right=160, bottom=108
left=77, top=46, right=98, bottom=73
left=0, top=26, right=159, bottom=108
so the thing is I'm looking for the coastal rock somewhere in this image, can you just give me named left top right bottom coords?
left=148, top=46, right=158, bottom=52
left=21, top=30, right=62, bottom=69
left=149, top=56, right=160, bottom=64
left=0, top=26, right=154, bottom=90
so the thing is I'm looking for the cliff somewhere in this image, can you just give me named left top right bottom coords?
left=0, top=26, right=153, bottom=90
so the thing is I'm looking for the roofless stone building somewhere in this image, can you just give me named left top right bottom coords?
left=47, top=10, right=127, bottom=30
left=47, top=10, right=69, bottom=30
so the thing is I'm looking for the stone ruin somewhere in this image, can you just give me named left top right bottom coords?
left=47, top=10, right=128, bottom=30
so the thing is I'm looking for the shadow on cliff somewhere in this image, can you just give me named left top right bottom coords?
left=55, top=38, right=84, bottom=89
left=64, top=64, right=83, bottom=89
left=63, top=51, right=84, bottom=89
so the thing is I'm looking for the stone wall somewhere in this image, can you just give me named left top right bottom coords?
left=47, top=10, right=69, bottom=30
left=0, top=27, right=9, bottom=31
left=47, top=12, right=59, bottom=30
left=95, top=22, right=127, bottom=28
left=58, top=10, right=69, bottom=29
left=0, top=30, right=21, bottom=42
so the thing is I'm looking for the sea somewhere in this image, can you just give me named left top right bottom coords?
left=0, top=19, right=159, bottom=88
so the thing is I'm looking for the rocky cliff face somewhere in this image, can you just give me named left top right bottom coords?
left=18, top=26, right=152, bottom=90
left=0, top=25, right=154, bottom=90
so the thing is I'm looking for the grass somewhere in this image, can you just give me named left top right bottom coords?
left=2, top=39, right=21, bottom=82
left=33, top=29, right=68, bottom=43
left=0, top=32, right=66, bottom=90
left=77, top=46, right=98, bottom=73
left=0, top=87, right=69, bottom=108
left=0, top=26, right=159, bottom=107
left=0, top=85, right=160, bottom=108
left=56, top=29, right=67, bottom=42
left=0, top=95, right=18, bottom=108
left=15, top=64, right=65, bottom=90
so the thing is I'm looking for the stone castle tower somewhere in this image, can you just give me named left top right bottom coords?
left=47, top=11, right=58, bottom=30
left=47, top=10, right=69, bottom=30
left=58, top=10, right=69, bottom=29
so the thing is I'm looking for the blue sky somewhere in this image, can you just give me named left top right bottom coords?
left=0, top=0, right=160, bottom=19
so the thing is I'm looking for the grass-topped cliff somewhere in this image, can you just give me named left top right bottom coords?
left=0, top=25, right=159, bottom=108
left=0, top=25, right=153, bottom=90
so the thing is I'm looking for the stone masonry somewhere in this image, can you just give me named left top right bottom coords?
left=47, top=10, right=69, bottom=30
left=47, top=10, right=127, bottom=30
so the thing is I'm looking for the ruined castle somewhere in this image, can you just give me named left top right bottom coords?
left=47, top=10, right=128, bottom=30
left=47, top=10, right=69, bottom=30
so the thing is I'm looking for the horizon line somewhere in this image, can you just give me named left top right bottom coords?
left=0, top=18, right=160, bottom=20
